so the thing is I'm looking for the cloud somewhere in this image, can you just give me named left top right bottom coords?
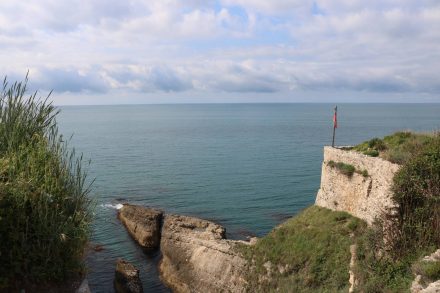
left=221, top=0, right=312, bottom=15
left=31, top=67, right=110, bottom=93
left=0, top=0, right=439, bottom=102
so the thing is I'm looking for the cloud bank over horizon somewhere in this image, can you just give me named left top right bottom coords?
left=1, top=0, right=439, bottom=104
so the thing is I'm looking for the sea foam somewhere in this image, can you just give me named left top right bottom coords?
left=100, top=203, right=123, bottom=210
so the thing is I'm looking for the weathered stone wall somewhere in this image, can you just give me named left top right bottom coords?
left=315, top=146, right=400, bottom=224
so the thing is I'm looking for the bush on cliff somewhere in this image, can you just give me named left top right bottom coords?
left=389, top=132, right=440, bottom=254
left=0, top=76, right=92, bottom=288
left=353, top=131, right=434, bottom=164
left=353, top=131, right=440, bottom=292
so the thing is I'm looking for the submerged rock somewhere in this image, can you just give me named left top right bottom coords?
left=118, top=204, right=163, bottom=249
left=114, top=259, right=143, bottom=293
left=159, top=214, right=249, bottom=293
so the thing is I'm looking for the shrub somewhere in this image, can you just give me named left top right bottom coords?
left=353, top=131, right=435, bottom=164
left=363, top=149, right=379, bottom=157
left=367, top=138, right=387, bottom=151
left=354, top=132, right=440, bottom=292
left=353, top=137, right=385, bottom=157
left=387, top=133, right=440, bottom=255
left=0, top=76, right=92, bottom=288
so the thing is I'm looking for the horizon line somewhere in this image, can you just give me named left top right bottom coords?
left=55, top=101, right=440, bottom=107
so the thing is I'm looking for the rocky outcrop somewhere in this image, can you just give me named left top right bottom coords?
left=411, top=249, right=440, bottom=293
left=315, top=146, right=400, bottom=224
left=75, top=278, right=91, bottom=293
left=159, top=214, right=249, bottom=293
left=114, top=259, right=143, bottom=293
left=118, top=204, right=163, bottom=249
left=349, top=244, right=358, bottom=293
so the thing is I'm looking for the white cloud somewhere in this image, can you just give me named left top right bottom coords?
left=0, top=0, right=439, bottom=102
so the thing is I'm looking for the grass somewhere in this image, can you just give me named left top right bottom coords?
left=0, top=76, right=93, bottom=289
left=328, top=160, right=356, bottom=177
left=354, top=226, right=420, bottom=293
left=352, top=131, right=435, bottom=164
left=328, top=160, right=368, bottom=177
left=237, top=206, right=435, bottom=293
left=413, top=260, right=440, bottom=281
left=237, top=206, right=367, bottom=293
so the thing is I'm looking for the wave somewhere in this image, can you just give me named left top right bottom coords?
left=100, top=203, right=124, bottom=210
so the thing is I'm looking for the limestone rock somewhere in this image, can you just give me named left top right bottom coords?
left=411, top=249, right=440, bottom=293
left=412, top=275, right=425, bottom=293
left=159, top=214, right=248, bottom=293
left=423, top=249, right=440, bottom=262
left=420, top=280, right=440, bottom=293
left=75, top=278, right=91, bottom=293
left=114, top=259, right=143, bottom=293
left=118, top=204, right=163, bottom=249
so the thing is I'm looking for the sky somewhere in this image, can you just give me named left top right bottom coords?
left=1, top=0, right=439, bottom=104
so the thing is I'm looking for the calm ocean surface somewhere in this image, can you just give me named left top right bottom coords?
left=57, top=103, right=440, bottom=292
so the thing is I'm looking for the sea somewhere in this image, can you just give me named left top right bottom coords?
left=57, top=103, right=440, bottom=292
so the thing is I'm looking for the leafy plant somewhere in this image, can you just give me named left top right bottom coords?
left=387, top=133, right=440, bottom=255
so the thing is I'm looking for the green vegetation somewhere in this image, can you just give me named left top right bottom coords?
left=328, top=160, right=369, bottom=177
left=388, top=132, right=440, bottom=254
left=352, top=131, right=440, bottom=292
left=328, top=160, right=356, bottom=176
left=239, top=131, right=439, bottom=292
left=413, top=260, right=440, bottom=281
left=360, top=169, right=369, bottom=177
left=238, top=206, right=367, bottom=292
left=352, top=131, right=435, bottom=164
left=354, top=226, right=416, bottom=292
left=0, top=76, right=93, bottom=289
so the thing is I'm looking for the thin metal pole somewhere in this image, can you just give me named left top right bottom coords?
left=332, top=106, right=337, bottom=147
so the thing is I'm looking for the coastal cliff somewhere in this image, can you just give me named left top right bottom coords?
left=315, top=146, right=400, bottom=224
left=118, top=132, right=439, bottom=292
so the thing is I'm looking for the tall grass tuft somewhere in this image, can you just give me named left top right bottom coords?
left=0, top=75, right=93, bottom=288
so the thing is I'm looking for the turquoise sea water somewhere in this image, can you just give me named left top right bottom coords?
left=57, top=103, right=440, bottom=292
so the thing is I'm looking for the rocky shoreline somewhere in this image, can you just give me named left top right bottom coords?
left=118, top=204, right=254, bottom=293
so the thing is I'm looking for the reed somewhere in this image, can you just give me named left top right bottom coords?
left=0, top=75, right=93, bottom=288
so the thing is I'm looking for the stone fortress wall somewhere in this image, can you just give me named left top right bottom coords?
left=315, top=146, right=400, bottom=225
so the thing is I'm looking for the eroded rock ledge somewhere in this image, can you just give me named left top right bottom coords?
left=118, top=204, right=163, bottom=249
left=160, top=214, right=248, bottom=293
left=118, top=204, right=250, bottom=293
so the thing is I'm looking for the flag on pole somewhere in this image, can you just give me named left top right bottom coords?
left=332, top=106, right=337, bottom=147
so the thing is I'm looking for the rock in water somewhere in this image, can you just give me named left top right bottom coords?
left=114, top=259, right=143, bottom=293
left=159, top=214, right=248, bottom=293
left=76, top=278, right=91, bottom=293
left=118, top=204, right=163, bottom=249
